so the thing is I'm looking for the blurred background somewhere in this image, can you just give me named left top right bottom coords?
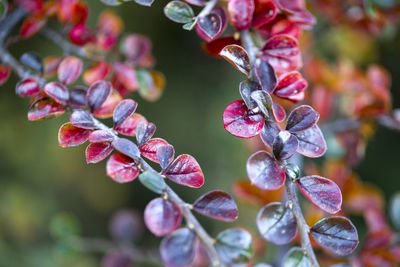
left=1, top=1, right=400, bottom=266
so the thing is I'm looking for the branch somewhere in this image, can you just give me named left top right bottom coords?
left=40, top=28, right=86, bottom=58
left=197, top=0, right=219, bottom=19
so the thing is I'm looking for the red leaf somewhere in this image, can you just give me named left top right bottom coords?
left=57, top=56, right=83, bottom=85
left=89, top=130, right=115, bottom=143
left=86, top=80, right=112, bottom=112
left=20, top=15, right=46, bottom=39
left=70, top=110, right=96, bottom=129
left=113, top=63, right=138, bottom=91
left=196, top=13, right=223, bottom=42
left=252, top=0, right=277, bottom=28
left=115, top=113, right=148, bottom=137
left=296, top=176, right=342, bottom=214
left=43, top=82, right=69, bottom=105
left=121, top=34, right=152, bottom=62
left=113, top=99, right=138, bottom=128
left=202, top=36, right=241, bottom=57
left=219, top=45, right=251, bottom=76
left=164, top=154, right=204, bottom=188
left=294, top=125, right=327, bottom=158
left=140, top=138, right=169, bottom=163
left=246, top=151, right=285, bottom=190
left=86, top=142, right=113, bottom=164
left=106, top=153, right=140, bottom=183
left=228, top=0, right=255, bottom=31
left=28, top=98, right=65, bottom=121
left=271, top=102, right=286, bottom=122
left=144, top=198, right=182, bottom=236
left=16, top=78, right=41, bottom=97
left=58, top=122, right=90, bottom=148
left=93, top=92, right=122, bottom=119
left=193, top=190, right=238, bottom=222
left=0, top=65, right=11, bottom=85
left=83, top=61, right=112, bottom=85
left=223, top=100, right=264, bottom=138
left=274, top=71, right=307, bottom=102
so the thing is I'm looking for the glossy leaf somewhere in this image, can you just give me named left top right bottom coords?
left=254, top=58, right=277, bottom=93
left=193, top=190, right=238, bottom=222
left=115, top=113, right=147, bottom=137
left=273, top=130, right=298, bottom=160
left=140, top=138, right=169, bottom=163
left=257, top=202, right=297, bottom=245
left=260, top=120, right=281, bottom=148
left=310, top=217, right=359, bottom=256
left=252, top=0, right=277, bottom=28
left=220, top=45, right=251, bottom=76
left=86, top=80, right=112, bottom=112
left=286, top=105, right=319, bottom=133
left=139, top=171, right=167, bottom=194
left=70, top=110, right=96, bottom=130
left=57, top=56, right=83, bottom=85
left=28, top=98, right=65, bottom=121
left=112, top=138, right=141, bottom=160
left=228, top=0, right=255, bottom=30
left=135, top=0, right=155, bottom=7
left=164, top=1, right=195, bottom=24
left=271, top=102, right=286, bottom=122
left=44, top=82, right=69, bottom=105
left=157, top=144, right=175, bottom=170
left=251, top=90, right=272, bottom=117
left=106, top=153, right=140, bottom=183
left=282, top=247, right=311, bottom=267
left=296, top=176, right=342, bottom=214
left=20, top=51, right=43, bottom=73
left=144, top=198, right=182, bottom=236
left=160, top=228, right=196, bottom=267
left=85, top=142, right=113, bottom=164
left=274, top=71, right=308, bottom=101
left=294, top=125, right=327, bottom=158
left=16, top=78, right=41, bottom=97
left=58, top=122, right=90, bottom=148
left=246, top=151, right=285, bottom=190
left=196, top=13, right=222, bottom=42
left=164, top=154, right=204, bottom=188
left=136, top=121, right=157, bottom=147
left=223, top=100, right=265, bottom=139
left=239, top=79, right=261, bottom=109
left=89, top=130, right=115, bottom=143
left=202, top=36, right=241, bottom=57
left=113, top=99, right=138, bottom=128
left=215, top=228, right=253, bottom=266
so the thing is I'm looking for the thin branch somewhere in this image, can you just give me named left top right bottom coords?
left=197, top=0, right=219, bottom=19
left=40, top=28, right=86, bottom=58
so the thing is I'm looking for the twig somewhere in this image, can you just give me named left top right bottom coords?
left=40, top=28, right=86, bottom=58
left=197, top=0, right=219, bottom=19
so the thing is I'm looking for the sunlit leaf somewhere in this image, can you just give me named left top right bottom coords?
left=164, top=154, right=204, bottom=188
left=202, top=36, right=241, bottom=57
left=164, top=1, right=195, bottom=24
left=58, top=122, right=90, bottom=148
left=85, top=142, right=113, bottom=164
left=220, top=45, right=251, bottom=76
left=273, top=130, right=298, bottom=160
left=160, top=228, right=196, bottom=267
left=193, top=190, right=238, bottom=222
left=215, top=228, right=253, bottom=266
left=106, top=153, right=140, bottom=183
left=139, top=170, right=167, bottom=194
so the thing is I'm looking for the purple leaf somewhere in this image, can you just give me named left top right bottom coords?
left=286, top=105, right=319, bottom=133
left=193, top=190, right=238, bottom=222
left=89, top=130, right=115, bottom=143
left=260, top=120, right=281, bottom=148
left=219, top=45, right=251, bottom=76
left=164, top=154, right=204, bottom=188
left=254, top=58, right=277, bottom=93
left=136, top=121, right=157, bottom=147
left=106, top=153, right=139, bottom=183
left=86, top=80, right=112, bottom=112
left=215, top=228, right=253, bottom=266
left=239, top=79, right=261, bottom=109
left=112, top=138, right=141, bottom=160
left=294, top=125, right=327, bottom=158
left=44, top=82, right=69, bottom=105
left=246, top=151, right=285, bottom=190
left=69, top=85, right=87, bottom=108
left=140, top=138, right=169, bottom=163
left=272, top=130, right=298, bottom=160
left=251, top=90, right=272, bottom=117
left=160, top=228, right=196, bottom=267
left=271, top=101, right=286, bottom=122
left=196, top=13, right=222, bottom=42
left=257, top=202, right=297, bottom=245
left=113, top=99, right=138, bottom=128
left=70, top=110, right=96, bottom=129
left=157, top=144, right=175, bottom=170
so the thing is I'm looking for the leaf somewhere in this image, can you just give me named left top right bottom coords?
left=272, top=130, right=298, bottom=160
left=274, top=71, right=308, bottom=101
left=286, top=105, right=319, bottom=133
left=256, top=202, right=297, bottom=245
left=115, top=113, right=147, bottom=137
left=137, top=69, right=165, bottom=101
left=223, top=100, right=265, bottom=139
left=251, top=90, right=273, bottom=117
left=57, top=56, right=83, bottom=85
left=252, top=0, right=277, bottom=28
left=112, top=138, right=141, bottom=160
left=193, top=190, right=238, bottom=222
left=113, top=63, right=138, bottom=90
left=144, top=197, right=182, bottom=236
left=28, top=97, right=65, bottom=121
left=282, top=247, right=311, bottom=267
left=139, top=170, right=167, bottom=194
left=239, top=79, right=261, bottom=109
left=182, top=20, right=196, bottom=30
left=113, top=99, right=138, bottom=128
left=121, top=34, right=152, bottom=62
left=202, top=36, right=241, bottom=57
left=44, top=82, right=69, bottom=105
left=0, top=64, right=11, bottom=85
left=83, top=61, right=112, bottom=85
left=16, top=78, right=41, bottom=97
left=89, top=130, right=115, bottom=143
left=69, top=86, right=87, bottom=108
left=106, top=153, right=140, bottom=183
left=195, top=13, right=222, bottom=42
left=228, top=0, right=255, bottom=30
left=215, top=228, right=253, bottom=266
left=389, top=192, right=400, bottom=230
left=271, top=102, right=286, bottom=122
left=160, top=228, right=196, bottom=267
left=254, top=58, right=277, bottom=93
left=157, top=144, right=175, bottom=170
left=20, top=51, right=43, bottom=73
left=93, top=91, right=122, bottom=119
left=70, top=110, right=96, bottom=129
left=219, top=45, right=251, bottom=76
left=86, top=80, right=112, bottom=112
left=85, top=142, right=113, bottom=164
left=58, top=122, right=90, bottom=148
left=164, top=1, right=195, bottom=24
left=164, top=154, right=204, bottom=188
left=136, top=121, right=157, bottom=146
left=294, top=125, right=327, bottom=158
left=260, top=120, right=281, bottom=148
left=140, top=138, right=169, bottom=163
left=310, top=217, right=359, bottom=256
left=134, top=0, right=155, bottom=6
left=20, top=15, right=46, bottom=39
left=246, top=151, right=285, bottom=190
left=296, top=176, right=342, bottom=214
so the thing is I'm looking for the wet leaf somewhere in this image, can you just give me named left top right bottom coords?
left=139, top=170, right=167, bottom=194
left=282, top=247, right=311, bottom=267
left=251, top=90, right=272, bottom=117
left=58, top=122, right=90, bottom=148
left=271, top=102, right=286, bottom=122
left=228, top=0, right=255, bottom=30
left=196, top=13, right=222, bottom=42
left=44, top=82, right=69, bottom=105
left=112, top=138, right=141, bottom=160
left=20, top=51, right=43, bottom=73
left=16, top=78, right=41, bottom=97
left=257, top=202, right=297, bottom=245
left=140, top=138, right=169, bottom=163
left=136, top=121, right=157, bottom=146
left=310, top=217, right=359, bottom=256
left=160, top=228, right=196, bottom=267
left=135, top=0, right=155, bottom=6
left=113, top=99, right=138, bottom=128
left=157, top=144, right=175, bottom=170
left=89, top=130, right=115, bottom=143
left=115, top=113, right=147, bottom=137
left=202, top=36, right=241, bottom=57
left=273, top=130, right=298, bottom=160
left=294, top=125, right=327, bottom=158
left=239, top=79, right=261, bottom=109
left=260, top=120, right=281, bottom=148
left=164, top=154, right=204, bottom=188
left=220, top=45, right=251, bottom=76
left=86, top=80, right=112, bottom=112
left=247, top=151, right=285, bottom=190
left=85, top=142, right=113, bottom=164
left=106, top=153, right=140, bottom=183
left=193, top=190, right=238, bottom=222
left=254, top=58, right=277, bottom=93
left=70, top=110, right=96, bottom=129
left=57, top=56, right=83, bottom=85
left=28, top=98, right=65, bottom=121
left=286, top=105, right=319, bottom=133
left=215, top=228, right=253, bottom=266
left=296, top=176, right=342, bottom=214
left=164, top=1, right=194, bottom=24
left=223, top=100, right=264, bottom=139
left=252, top=0, right=277, bottom=28
left=274, top=71, right=307, bottom=101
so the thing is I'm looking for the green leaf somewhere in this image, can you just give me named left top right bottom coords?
left=139, top=170, right=167, bottom=194
left=164, top=1, right=195, bottom=24
left=183, top=20, right=196, bottom=31
left=282, top=247, right=311, bottom=267
left=216, top=228, right=253, bottom=266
